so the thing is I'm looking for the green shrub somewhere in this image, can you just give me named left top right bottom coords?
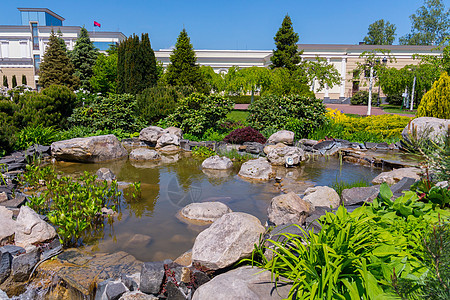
left=351, top=90, right=380, bottom=105
left=165, top=93, right=234, bottom=135
left=136, top=85, right=194, bottom=123
left=0, top=112, right=16, bottom=154
left=386, top=94, right=403, bottom=105
left=68, top=93, right=145, bottom=132
left=417, top=71, right=450, bottom=119
left=14, top=125, right=58, bottom=150
left=191, top=146, right=216, bottom=159
left=247, top=94, right=326, bottom=139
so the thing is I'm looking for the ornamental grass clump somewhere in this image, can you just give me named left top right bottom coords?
left=223, top=126, right=266, bottom=144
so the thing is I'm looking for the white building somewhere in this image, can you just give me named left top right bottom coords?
left=0, top=8, right=125, bottom=89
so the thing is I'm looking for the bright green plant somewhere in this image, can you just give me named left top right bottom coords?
left=14, top=124, right=58, bottom=150
left=351, top=90, right=380, bottom=106
left=247, top=94, right=326, bottom=139
left=165, top=93, right=234, bottom=135
left=417, top=71, right=450, bottom=119
left=191, top=146, right=217, bottom=159
left=218, top=148, right=254, bottom=162
left=331, top=178, right=370, bottom=197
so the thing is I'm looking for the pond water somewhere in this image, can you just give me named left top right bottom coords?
left=53, top=153, right=382, bottom=262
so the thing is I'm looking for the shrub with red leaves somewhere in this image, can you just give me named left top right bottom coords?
left=223, top=126, right=266, bottom=144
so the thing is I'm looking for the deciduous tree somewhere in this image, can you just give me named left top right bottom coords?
left=363, top=19, right=396, bottom=45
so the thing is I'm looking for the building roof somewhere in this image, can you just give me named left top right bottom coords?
left=17, top=8, right=65, bottom=21
left=297, top=44, right=441, bottom=52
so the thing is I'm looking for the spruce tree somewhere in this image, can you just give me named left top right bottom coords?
left=166, top=29, right=205, bottom=91
left=2, top=75, right=7, bottom=88
left=270, top=14, right=302, bottom=70
left=70, top=27, right=98, bottom=90
left=56, top=29, right=67, bottom=52
left=39, top=31, right=79, bottom=89
left=21, top=74, right=27, bottom=86
left=11, top=75, right=17, bottom=88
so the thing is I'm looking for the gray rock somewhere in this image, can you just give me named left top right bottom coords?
left=390, top=177, right=419, bottom=196
left=238, top=158, right=273, bottom=181
left=243, top=142, right=264, bottom=154
left=14, top=206, right=57, bottom=248
left=364, top=142, right=377, bottom=149
left=263, top=143, right=287, bottom=155
left=166, top=127, right=183, bottom=139
left=376, top=142, right=389, bottom=150
left=106, top=282, right=128, bottom=300
left=121, top=273, right=140, bottom=292
left=119, top=291, right=158, bottom=300
left=267, top=130, right=295, bottom=145
left=51, top=135, right=128, bottom=163
left=157, top=145, right=181, bottom=153
left=313, top=140, right=335, bottom=151
left=96, top=168, right=116, bottom=181
left=192, top=212, right=265, bottom=270
left=0, top=206, right=15, bottom=245
left=180, top=202, right=232, bottom=223
left=0, top=288, right=8, bottom=299
left=166, top=281, right=186, bottom=300
left=372, top=167, right=421, bottom=185
left=124, top=234, right=152, bottom=250
left=402, top=117, right=450, bottom=147
left=0, top=192, right=7, bottom=203
left=0, top=248, right=12, bottom=284
left=129, top=149, right=161, bottom=161
left=201, top=155, right=233, bottom=170
left=11, top=248, right=40, bottom=282
left=139, top=261, right=165, bottom=295
left=139, top=126, right=167, bottom=144
left=192, top=266, right=290, bottom=300
left=266, top=146, right=304, bottom=166
left=95, top=279, right=114, bottom=300
left=156, top=133, right=180, bottom=148
left=267, top=192, right=312, bottom=226
left=342, top=186, right=380, bottom=206
left=303, top=186, right=340, bottom=208
left=0, top=245, right=25, bottom=257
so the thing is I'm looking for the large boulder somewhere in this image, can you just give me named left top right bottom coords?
left=372, top=167, right=421, bottom=185
left=341, top=186, right=380, bottom=206
left=156, top=133, right=180, bottom=148
left=51, top=135, right=127, bottom=163
left=201, top=156, right=233, bottom=170
left=139, top=126, right=167, bottom=144
left=263, top=143, right=286, bottom=155
left=14, top=206, right=57, bottom=248
left=267, top=130, right=295, bottom=145
left=192, top=212, right=265, bottom=270
left=165, top=127, right=183, bottom=139
left=267, top=192, right=312, bottom=226
left=129, top=148, right=161, bottom=161
left=402, top=117, right=450, bottom=146
left=238, top=158, right=273, bottom=181
left=180, top=202, right=232, bottom=224
left=192, top=266, right=290, bottom=300
left=303, top=186, right=340, bottom=208
left=266, top=146, right=305, bottom=166
left=0, top=206, right=15, bottom=245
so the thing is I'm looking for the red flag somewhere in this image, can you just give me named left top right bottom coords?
left=94, top=21, right=101, bottom=27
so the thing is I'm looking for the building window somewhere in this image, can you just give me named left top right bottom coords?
left=31, top=23, right=39, bottom=50
left=34, top=54, right=40, bottom=74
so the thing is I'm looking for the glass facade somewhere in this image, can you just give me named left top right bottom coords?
left=34, top=54, right=40, bottom=74
left=21, top=11, right=62, bottom=26
left=31, top=23, right=39, bottom=50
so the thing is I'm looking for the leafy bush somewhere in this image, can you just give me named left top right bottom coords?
left=202, top=128, right=228, bottom=142
left=223, top=126, right=266, bottom=144
left=247, top=94, right=326, bottom=139
left=351, top=90, right=380, bottom=105
left=228, top=95, right=260, bottom=104
left=68, top=93, right=145, bottom=132
left=0, top=112, right=16, bottom=154
left=14, top=125, right=58, bottom=150
left=417, top=71, right=450, bottom=119
left=386, top=94, right=403, bottom=105
left=136, top=85, right=194, bottom=123
left=165, top=93, right=234, bottom=135
left=191, top=146, right=216, bottom=159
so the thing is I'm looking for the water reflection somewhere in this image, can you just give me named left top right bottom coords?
left=53, top=155, right=381, bottom=262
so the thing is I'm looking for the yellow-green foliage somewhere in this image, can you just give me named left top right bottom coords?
left=417, top=72, right=450, bottom=119
left=343, top=114, right=412, bottom=139
left=325, top=108, right=350, bottom=123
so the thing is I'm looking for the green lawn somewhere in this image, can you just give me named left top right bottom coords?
left=227, top=110, right=249, bottom=123
left=380, top=104, right=416, bottom=115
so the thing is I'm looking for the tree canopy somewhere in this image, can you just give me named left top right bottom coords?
left=39, top=31, right=79, bottom=89
left=270, top=14, right=302, bottom=70
left=363, top=19, right=397, bottom=45
left=165, top=29, right=205, bottom=92
left=70, top=27, right=99, bottom=90
left=399, top=0, right=450, bottom=45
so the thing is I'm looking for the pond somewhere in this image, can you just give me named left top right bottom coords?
left=53, top=153, right=383, bottom=262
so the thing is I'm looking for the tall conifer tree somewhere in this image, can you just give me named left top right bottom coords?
left=270, top=14, right=302, bottom=70
left=39, top=31, right=78, bottom=89
left=166, top=29, right=204, bottom=91
left=70, top=27, right=98, bottom=90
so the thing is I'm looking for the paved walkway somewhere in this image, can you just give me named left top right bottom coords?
left=234, top=103, right=413, bottom=117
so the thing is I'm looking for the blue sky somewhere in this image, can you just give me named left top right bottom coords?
left=1, top=0, right=429, bottom=50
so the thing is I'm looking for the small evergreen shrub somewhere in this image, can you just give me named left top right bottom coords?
left=11, top=75, right=17, bottom=88
left=2, top=76, right=8, bottom=88
left=350, top=90, right=380, bottom=105
left=386, top=94, right=403, bottom=105
left=21, top=74, right=27, bottom=86
left=247, top=94, right=326, bottom=139
left=224, top=126, right=266, bottom=144
left=417, top=72, right=450, bottom=119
